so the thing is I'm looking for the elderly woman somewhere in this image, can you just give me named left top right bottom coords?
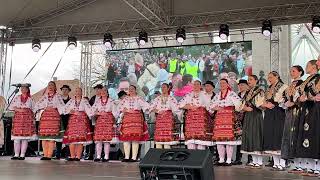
left=34, top=81, right=65, bottom=160
left=209, top=78, right=241, bottom=166
left=9, top=84, right=37, bottom=160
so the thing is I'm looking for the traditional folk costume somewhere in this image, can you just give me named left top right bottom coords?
left=62, top=98, right=93, bottom=145
left=263, top=81, right=288, bottom=170
left=293, top=74, right=320, bottom=175
left=92, top=97, right=117, bottom=161
left=240, top=86, right=265, bottom=168
left=179, top=91, right=212, bottom=150
left=150, top=95, right=180, bottom=149
left=9, top=95, right=37, bottom=159
left=209, top=89, right=241, bottom=165
left=34, top=93, right=65, bottom=141
left=280, top=79, right=304, bottom=172
left=118, top=96, right=149, bottom=161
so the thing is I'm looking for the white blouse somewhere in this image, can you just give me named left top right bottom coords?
left=118, top=96, right=149, bottom=112
left=92, top=97, right=117, bottom=117
left=150, top=95, right=180, bottom=114
left=8, top=95, right=34, bottom=111
left=64, top=98, right=93, bottom=117
left=209, top=90, right=241, bottom=112
left=179, top=91, right=211, bottom=109
left=34, top=93, right=65, bottom=114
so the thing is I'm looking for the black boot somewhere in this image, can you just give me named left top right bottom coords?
left=232, top=145, right=242, bottom=165
left=84, top=143, right=94, bottom=160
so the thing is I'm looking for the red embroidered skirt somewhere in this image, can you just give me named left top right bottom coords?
left=39, top=108, right=61, bottom=137
left=94, top=112, right=116, bottom=142
left=119, top=111, right=149, bottom=142
left=184, top=107, right=211, bottom=141
left=63, top=112, right=92, bottom=144
left=12, top=108, right=36, bottom=138
left=212, top=106, right=236, bottom=141
left=154, top=110, right=178, bottom=143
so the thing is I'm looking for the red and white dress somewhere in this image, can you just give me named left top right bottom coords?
left=62, top=98, right=93, bottom=145
left=9, top=95, right=37, bottom=141
left=118, top=96, right=149, bottom=143
left=92, top=97, right=118, bottom=143
left=209, top=90, right=241, bottom=145
left=179, top=91, right=213, bottom=146
left=34, top=93, right=65, bottom=141
left=150, top=95, right=180, bottom=145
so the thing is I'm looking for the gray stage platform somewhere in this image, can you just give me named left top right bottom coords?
left=0, top=157, right=313, bottom=180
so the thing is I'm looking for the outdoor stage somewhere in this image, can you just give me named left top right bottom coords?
left=0, top=157, right=312, bottom=180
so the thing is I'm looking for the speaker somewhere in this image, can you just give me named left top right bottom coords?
left=139, top=148, right=214, bottom=180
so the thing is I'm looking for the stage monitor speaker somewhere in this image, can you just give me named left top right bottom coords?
left=139, top=148, right=214, bottom=180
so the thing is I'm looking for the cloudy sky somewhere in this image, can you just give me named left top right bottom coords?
left=5, top=41, right=81, bottom=97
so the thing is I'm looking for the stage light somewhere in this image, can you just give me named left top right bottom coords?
left=32, top=38, right=41, bottom=52
left=262, top=20, right=272, bottom=36
left=312, top=17, right=320, bottom=33
left=219, top=24, right=229, bottom=40
left=176, top=27, right=186, bottom=43
left=103, top=33, right=113, bottom=48
left=138, top=31, right=148, bottom=46
left=68, top=36, right=77, bottom=50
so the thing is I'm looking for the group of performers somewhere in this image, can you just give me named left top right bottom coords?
left=7, top=59, right=320, bottom=176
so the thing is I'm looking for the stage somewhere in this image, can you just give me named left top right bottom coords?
left=0, top=157, right=311, bottom=180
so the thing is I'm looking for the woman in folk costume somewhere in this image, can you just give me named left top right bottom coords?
left=9, top=84, right=37, bottom=160
left=294, top=60, right=320, bottom=177
left=34, top=81, right=65, bottom=160
left=241, top=75, right=265, bottom=168
left=150, top=83, right=179, bottom=149
left=280, top=66, right=304, bottom=173
left=179, top=80, right=212, bottom=150
left=63, top=87, right=93, bottom=161
left=92, top=87, right=117, bottom=162
left=209, top=78, right=241, bottom=166
left=261, top=71, right=288, bottom=171
left=118, top=85, right=149, bottom=162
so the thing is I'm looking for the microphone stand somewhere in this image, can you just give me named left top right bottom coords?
left=0, top=87, right=20, bottom=156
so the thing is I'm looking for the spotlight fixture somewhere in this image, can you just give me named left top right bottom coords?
left=312, top=16, right=320, bottom=33
left=103, top=33, right=113, bottom=48
left=219, top=24, right=229, bottom=40
left=32, top=38, right=41, bottom=52
left=262, top=20, right=272, bottom=36
left=68, top=36, right=77, bottom=50
left=176, top=27, right=186, bottom=43
left=138, top=31, right=148, bottom=46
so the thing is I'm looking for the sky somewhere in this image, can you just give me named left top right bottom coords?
left=5, top=41, right=81, bottom=97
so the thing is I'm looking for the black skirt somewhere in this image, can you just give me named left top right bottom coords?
left=241, top=109, right=263, bottom=153
left=263, top=106, right=285, bottom=152
left=280, top=106, right=301, bottom=159
left=294, top=101, right=320, bottom=159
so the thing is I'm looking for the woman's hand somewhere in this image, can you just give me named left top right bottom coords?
left=299, top=95, right=307, bottom=102
left=285, top=101, right=294, bottom=108
left=243, top=106, right=253, bottom=112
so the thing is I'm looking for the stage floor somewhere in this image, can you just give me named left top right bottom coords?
left=0, top=157, right=314, bottom=180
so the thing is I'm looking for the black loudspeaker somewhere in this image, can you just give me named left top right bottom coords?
left=139, top=148, right=214, bottom=180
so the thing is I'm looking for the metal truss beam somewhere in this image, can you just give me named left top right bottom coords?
left=8, top=2, right=320, bottom=43
left=122, top=0, right=169, bottom=27
left=10, top=0, right=97, bottom=28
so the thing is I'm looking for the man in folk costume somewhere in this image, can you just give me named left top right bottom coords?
left=63, top=87, right=93, bottom=161
left=294, top=60, right=320, bottom=177
left=34, top=81, right=65, bottom=160
left=209, top=78, right=241, bottom=166
left=241, top=75, right=265, bottom=169
left=118, top=85, right=149, bottom=162
left=261, top=71, right=288, bottom=171
left=9, top=84, right=37, bottom=160
left=233, top=79, right=249, bottom=165
left=150, top=83, right=180, bottom=149
left=280, top=66, right=304, bottom=174
left=92, top=87, right=118, bottom=162
left=179, top=79, right=212, bottom=150
left=54, top=85, right=72, bottom=159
